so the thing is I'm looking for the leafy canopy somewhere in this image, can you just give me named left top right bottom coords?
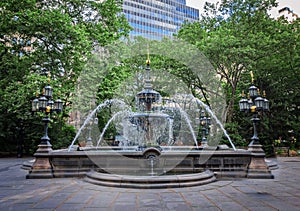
left=0, top=0, right=131, bottom=153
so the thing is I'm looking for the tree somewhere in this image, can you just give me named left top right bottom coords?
left=0, top=0, right=131, bottom=154
left=254, top=17, right=300, bottom=142
left=177, top=0, right=300, bottom=151
left=178, top=0, right=278, bottom=123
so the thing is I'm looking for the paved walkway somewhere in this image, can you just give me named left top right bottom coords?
left=0, top=157, right=299, bottom=211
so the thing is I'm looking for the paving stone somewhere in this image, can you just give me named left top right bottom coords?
left=110, top=203, right=137, bottom=211
left=204, top=194, right=234, bottom=203
left=138, top=198, right=162, bottom=207
left=189, top=200, right=215, bottom=207
left=212, top=201, right=245, bottom=210
left=183, top=194, right=215, bottom=207
left=228, top=196, right=265, bottom=208
left=0, top=199, right=19, bottom=209
left=4, top=203, right=34, bottom=211
left=0, top=157, right=300, bottom=210
left=32, top=198, right=65, bottom=209
left=139, top=207, right=165, bottom=211
left=55, top=203, right=85, bottom=211
left=86, top=197, right=114, bottom=208
left=262, top=199, right=300, bottom=210
left=246, top=206, right=278, bottom=211
left=165, top=202, right=193, bottom=211
left=192, top=206, right=221, bottom=211
left=138, top=193, right=161, bottom=200
left=64, top=192, right=93, bottom=204
left=116, top=192, right=138, bottom=201
left=218, top=185, right=241, bottom=194
left=276, top=196, right=300, bottom=207
left=160, top=192, right=185, bottom=202
left=83, top=208, right=108, bottom=211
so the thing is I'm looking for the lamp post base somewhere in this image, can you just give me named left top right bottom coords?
left=26, top=143, right=53, bottom=179
left=247, top=144, right=274, bottom=179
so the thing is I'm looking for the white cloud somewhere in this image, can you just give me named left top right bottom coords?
left=186, top=0, right=300, bottom=17
left=269, top=0, right=300, bottom=17
left=186, top=0, right=219, bottom=11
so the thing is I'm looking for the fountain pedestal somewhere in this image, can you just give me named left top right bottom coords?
left=247, top=144, right=274, bottom=179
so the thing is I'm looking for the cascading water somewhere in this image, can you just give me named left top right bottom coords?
left=68, top=99, right=127, bottom=151
left=194, top=97, right=236, bottom=151
left=176, top=107, right=199, bottom=148
left=96, top=110, right=130, bottom=148
left=69, top=96, right=236, bottom=151
left=167, top=117, right=174, bottom=145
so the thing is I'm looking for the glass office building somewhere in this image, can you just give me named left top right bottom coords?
left=123, top=0, right=199, bottom=40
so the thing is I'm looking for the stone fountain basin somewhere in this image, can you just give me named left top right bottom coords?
left=26, top=145, right=275, bottom=187
left=48, top=146, right=252, bottom=180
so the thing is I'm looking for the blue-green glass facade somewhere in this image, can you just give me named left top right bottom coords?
left=123, top=0, right=199, bottom=40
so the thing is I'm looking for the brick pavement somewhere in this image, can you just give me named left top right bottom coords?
left=0, top=157, right=299, bottom=211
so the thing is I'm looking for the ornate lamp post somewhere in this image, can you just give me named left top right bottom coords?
left=238, top=71, right=269, bottom=146
left=199, top=110, right=212, bottom=148
left=238, top=71, right=273, bottom=179
left=27, top=73, right=63, bottom=179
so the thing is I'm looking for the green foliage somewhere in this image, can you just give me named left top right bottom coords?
left=177, top=0, right=300, bottom=150
left=49, top=122, right=76, bottom=150
left=0, top=0, right=131, bottom=155
left=177, top=0, right=279, bottom=122
left=254, top=18, right=300, bottom=143
left=220, top=122, right=246, bottom=147
left=96, top=107, right=117, bottom=140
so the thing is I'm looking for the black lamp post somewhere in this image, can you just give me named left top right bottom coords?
left=27, top=73, right=63, bottom=179
left=238, top=72, right=273, bottom=179
left=238, top=71, right=269, bottom=146
left=32, top=73, right=63, bottom=151
left=199, top=110, right=212, bottom=147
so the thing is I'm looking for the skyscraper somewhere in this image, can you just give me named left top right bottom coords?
left=123, top=0, right=200, bottom=40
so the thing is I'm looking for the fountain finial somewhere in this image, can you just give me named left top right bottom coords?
left=146, top=45, right=150, bottom=65
left=135, top=46, right=161, bottom=111
left=145, top=45, right=151, bottom=85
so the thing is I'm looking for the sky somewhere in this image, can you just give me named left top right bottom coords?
left=186, top=0, right=300, bottom=17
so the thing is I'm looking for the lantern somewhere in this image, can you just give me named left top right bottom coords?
left=38, top=96, right=48, bottom=111
left=32, top=98, right=39, bottom=112
left=254, top=96, right=264, bottom=111
left=44, top=84, right=53, bottom=98
left=54, top=98, right=63, bottom=113
left=249, top=85, right=258, bottom=99
left=239, top=98, right=249, bottom=112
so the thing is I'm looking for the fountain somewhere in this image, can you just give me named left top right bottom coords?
left=26, top=43, right=274, bottom=186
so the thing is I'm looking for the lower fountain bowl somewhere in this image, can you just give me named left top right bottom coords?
left=84, top=169, right=216, bottom=188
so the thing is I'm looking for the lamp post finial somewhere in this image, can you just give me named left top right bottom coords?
left=250, top=71, right=254, bottom=84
